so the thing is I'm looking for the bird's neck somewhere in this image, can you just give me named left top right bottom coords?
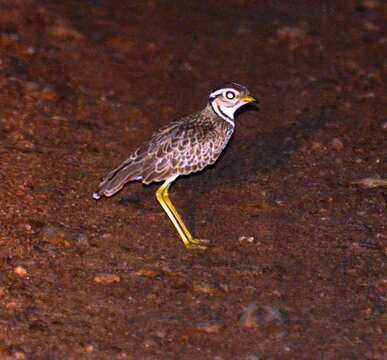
left=207, top=102, right=235, bottom=127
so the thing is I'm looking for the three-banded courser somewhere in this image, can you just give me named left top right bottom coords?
left=93, top=83, right=255, bottom=249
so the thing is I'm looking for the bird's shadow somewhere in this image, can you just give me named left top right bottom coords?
left=207, top=104, right=335, bottom=184
left=180, top=104, right=338, bottom=232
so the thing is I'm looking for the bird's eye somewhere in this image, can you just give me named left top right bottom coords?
left=225, top=91, right=235, bottom=100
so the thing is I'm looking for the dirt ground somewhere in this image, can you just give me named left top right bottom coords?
left=0, top=0, right=385, bottom=359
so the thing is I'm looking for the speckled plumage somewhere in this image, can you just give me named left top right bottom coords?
left=93, top=83, right=255, bottom=249
left=95, top=104, right=234, bottom=197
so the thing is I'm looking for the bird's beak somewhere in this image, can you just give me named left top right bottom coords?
left=241, top=95, right=256, bottom=103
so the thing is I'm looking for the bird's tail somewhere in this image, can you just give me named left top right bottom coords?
left=92, top=159, right=143, bottom=200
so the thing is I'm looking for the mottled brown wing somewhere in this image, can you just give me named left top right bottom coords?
left=95, top=111, right=232, bottom=197
left=94, top=117, right=193, bottom=197
left=140, top=115, right=230, bottom=184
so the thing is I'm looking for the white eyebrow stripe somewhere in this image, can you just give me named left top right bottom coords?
left=209, top=88, right=238, bottom=98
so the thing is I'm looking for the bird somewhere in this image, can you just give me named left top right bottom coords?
left=93, top=82, right=255, bottom=250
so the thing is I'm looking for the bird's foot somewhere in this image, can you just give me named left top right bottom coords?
left=185, top=238, right=210, bottom=250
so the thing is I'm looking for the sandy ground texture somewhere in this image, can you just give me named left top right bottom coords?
left=0, top=0, right=386, bottom=359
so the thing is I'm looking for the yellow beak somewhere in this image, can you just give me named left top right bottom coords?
left=241, top=95, right=256, bottom=103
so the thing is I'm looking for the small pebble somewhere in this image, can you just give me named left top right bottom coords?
left=24, top=81, right=58, bottom=101
left=40, top=87, right=58, bottom=101
left=143, top=339, right=157, bottom=348
left=24, top=47, right=35, bottom=55
left=6, top=301, right=18, bottom=309
left=14, top=352, right=26, bottom=360
left=276, top=26, right=306, bottom=38
left=133, top=269, right=159, bottom=278
left=376, top=278, right=387, bottom=293
left=240, top=304, right=259, bottom=328
left=276, top=26, right=309, bottom=49
left=239, top=236, right=255, bottom=244
left=330, top=138, right=344, bottom=151
left=51, top=115, right=68, bottom=122
left=84, top=345, right=94, bottom=353
left=272, top=289, right=282, bottom=297
left=94, top=273, right=121, bottom=284
left=102, top=233, right=114, bottom=240
left=40, top=224, right=68, bottom=245
left=14, top=266, right=28, bottom=278
left=116, top=352, right=129, bottom=360
left=47, top=20, right=85, bottom=40
left=191, top=281, right=219, bottom=295
left=194, top=321, right=223, bottom=334
left=311, top=141, right=324, bottom=151
left=155, top=329, right=167, bottom=338
left=359, top=92, right=376, bottom=100
left=240, top=304, right=284, bottom=328
left=15, top=140, right=35, bottom=151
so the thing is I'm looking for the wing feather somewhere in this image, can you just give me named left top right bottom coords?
left=93, top=110, right=233, bottom=197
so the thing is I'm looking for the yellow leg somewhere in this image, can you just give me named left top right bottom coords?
left=155, top=180, right=209, bottom=250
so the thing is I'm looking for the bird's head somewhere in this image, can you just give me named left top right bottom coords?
left=208, top=82, right=255, bottom=124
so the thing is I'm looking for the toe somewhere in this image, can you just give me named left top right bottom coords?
left=190, top=238, right=210, bottom=245
left=186, top=241, right=208, bottom=250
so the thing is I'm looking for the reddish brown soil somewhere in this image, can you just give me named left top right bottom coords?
left=0, top=1, right=386, bottom=359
